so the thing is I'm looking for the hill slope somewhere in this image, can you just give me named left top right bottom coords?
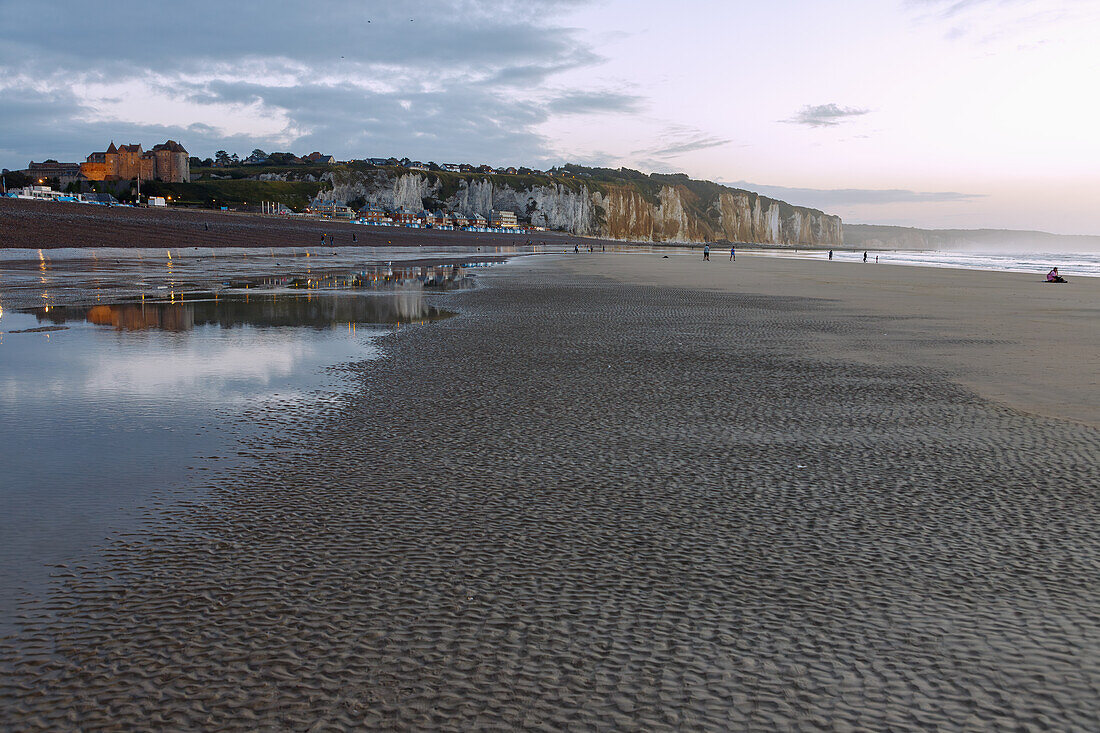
left=168, top=164, right=843, bottom=246
left=845, top=223, right=1100, bottom=251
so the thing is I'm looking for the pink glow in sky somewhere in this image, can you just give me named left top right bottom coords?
left=2, top=0, right=1097, bottom=234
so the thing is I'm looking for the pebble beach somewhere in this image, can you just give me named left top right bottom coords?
left=2, top=253, right=1098, bottom=730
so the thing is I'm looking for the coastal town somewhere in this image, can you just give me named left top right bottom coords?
left=2, top=140, right=569, bottom=235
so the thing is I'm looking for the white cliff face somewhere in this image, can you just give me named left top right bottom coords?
left=391, top=174, right=434, bottom=210
left=318, top=171, right=842, bottom=246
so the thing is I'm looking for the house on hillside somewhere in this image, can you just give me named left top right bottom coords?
left=441, top=163, right=462, bottom=173
left=305, top=152, right=336, bottom=164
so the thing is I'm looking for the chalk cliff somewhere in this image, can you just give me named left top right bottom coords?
left=310, top=167, right=842, bottom=245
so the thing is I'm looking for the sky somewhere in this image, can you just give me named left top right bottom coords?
left=1, top=0, right=1098, bottom=234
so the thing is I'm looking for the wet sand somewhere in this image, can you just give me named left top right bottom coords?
left=568, top=252, right=1100, bottom=428
left=2, top=255, right=1099, bottom=729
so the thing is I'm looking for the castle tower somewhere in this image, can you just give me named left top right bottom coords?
left=104, top=141, right=119, bottom=177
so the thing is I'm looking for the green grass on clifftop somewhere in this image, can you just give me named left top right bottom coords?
left=142, top=178, right=325, bottom=209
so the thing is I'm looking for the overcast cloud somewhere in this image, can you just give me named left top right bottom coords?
left=0, top=0, right=615, bottom=165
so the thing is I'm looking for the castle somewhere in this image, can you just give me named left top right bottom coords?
left=79, top=140, right=190, bottom=183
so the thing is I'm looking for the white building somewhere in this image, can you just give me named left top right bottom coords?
left=490, top=209, right=518, bottom=228
left=8, top=185, right=85, bottom=202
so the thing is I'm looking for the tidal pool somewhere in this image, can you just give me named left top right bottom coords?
left=0, top=290, right=451, bottom=634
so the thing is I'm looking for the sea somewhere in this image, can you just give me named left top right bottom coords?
left=749, top=248, right=1100, bottom=278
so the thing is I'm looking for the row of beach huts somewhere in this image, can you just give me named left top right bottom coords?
left=298, top=201, right=539, bottom=234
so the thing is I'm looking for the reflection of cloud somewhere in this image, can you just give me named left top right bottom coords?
left=721, top=181, right=985, bottom=208
left=782, top=103, right=870, bottom=127
left=1, top=323, right=379, bottom=409
left=83, top=337, right=308, bottom=394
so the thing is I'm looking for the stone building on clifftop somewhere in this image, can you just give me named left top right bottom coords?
left=80, top=140, right=190, bottom=183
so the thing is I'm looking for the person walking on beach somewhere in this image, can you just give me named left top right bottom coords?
left=574, top=244, right=579, bottom=253
left=863, top=251, right=868, bottom=262
left=703, top=244, right=710, bottom=261
left=352, top=233, right=357, bottom=243
left=828, top=250, right=833, bottom=260
left=730, top=245, right=736, bottom=261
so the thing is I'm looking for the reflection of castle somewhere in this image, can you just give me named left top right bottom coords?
left=79, top=140, right=190, bottom=183
left=33, top=293, right=452, bottom=331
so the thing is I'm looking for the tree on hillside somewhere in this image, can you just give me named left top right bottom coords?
left=214, top=150, right=231, bottom=167
left=251, top=149, right=267, bottom=159
left=230, top=153, right=240, bottom=164
left=267, top=152, right=300, bottom=165
left=188, top=156, right=202, bottom=168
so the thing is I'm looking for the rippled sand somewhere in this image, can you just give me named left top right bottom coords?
left=2, top=256, right=1098, bottom=730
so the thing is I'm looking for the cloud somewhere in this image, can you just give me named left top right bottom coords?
left=782, top=104, right=870, bottom=127
left=909, top=0, right=1012, bottom=20
left=907, top=0, right=1091, bottom=42
left=545, top=91, right=642, bottom=116
left=631, top=126, right=732, bottom=162
left=0, top=0, right=628, bottom=168
left=721, top=181, right=985, bottom=208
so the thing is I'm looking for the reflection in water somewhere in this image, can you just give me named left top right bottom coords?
left=231, top=263, right=474, bottom=292
left=29, top=292, right=455, bottom=331
left=1, top=294, right=399, bottom=633
left=0, top=247, right=499, bottom=314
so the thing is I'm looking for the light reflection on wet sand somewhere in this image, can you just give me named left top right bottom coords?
left=0, top=246, right=501, bottom=310
left=0, top=283, right=464, bottom=634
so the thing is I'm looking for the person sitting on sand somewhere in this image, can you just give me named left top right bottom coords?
left=1047, top=267, right=1067, bottom=283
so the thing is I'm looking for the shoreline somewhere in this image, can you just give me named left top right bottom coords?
left=3, top=244, right=1099, bottom=729
left=562, top=253, right=1099, bottom=428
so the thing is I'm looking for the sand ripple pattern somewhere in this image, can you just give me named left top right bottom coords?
left=3, top=260, right=1099, bottom=730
